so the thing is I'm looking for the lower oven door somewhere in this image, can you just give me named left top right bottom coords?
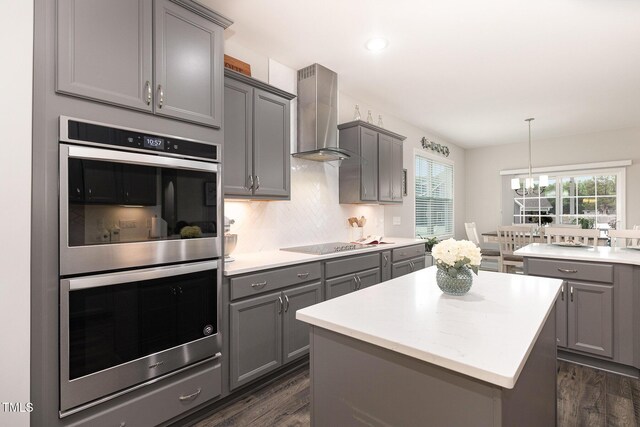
left=60, top=260, right=221, bottom=413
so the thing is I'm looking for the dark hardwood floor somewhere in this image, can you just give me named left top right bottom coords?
left=194, top=361, right=640, bottom=426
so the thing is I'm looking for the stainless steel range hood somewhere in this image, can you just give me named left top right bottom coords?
left=293, top=64, right=350, bottom=161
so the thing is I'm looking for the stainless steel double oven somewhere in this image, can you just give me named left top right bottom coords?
left=58, top=116, right=222, bottom=414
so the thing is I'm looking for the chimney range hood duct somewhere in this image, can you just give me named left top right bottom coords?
left=293, top=64, right=350, bottom=161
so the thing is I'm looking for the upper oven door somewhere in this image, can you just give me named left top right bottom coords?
left=60, top=144, right=222, bottom=276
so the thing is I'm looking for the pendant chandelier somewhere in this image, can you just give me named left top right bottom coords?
left=511, top=118, right=548, bottom=196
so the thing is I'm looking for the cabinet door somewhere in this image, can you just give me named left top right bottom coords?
left=325, top=274, right=357, bottom=300
left=253, top=89, right=291, bottom=198
left=120, top=164, right=157, bottom=206
left=567, top=282, right=613, bottom=358
left=57, top=0, right=153, bottom=111
left=360, top=128, right=379, bottom=201
left=411, top=256, right=426, bottom=272
left=154, top=0, right=223, bottom=127
left=378, top=134, right=393, bottom=202
left=224, top=79, right=254, bottom=196
left=391, top=258, right=423, bottom=279
left=230, top=292, right=282, bottom=390
left=381, top=251, right=392, bottom=282
left=282, top=282, right=322, bottom=364
left=356, top=268, right=381, bottom=289
left=556, top=283, right=568, bottom=348
left=82, top=160, right=120, bottom=204
left=391, top=139, right=404, bottom=202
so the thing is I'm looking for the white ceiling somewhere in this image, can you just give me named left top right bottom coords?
left=203, top=0, right=640, bottom=148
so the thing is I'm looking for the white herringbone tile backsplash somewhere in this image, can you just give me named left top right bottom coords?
left=225, top=158, right=385, bottom=254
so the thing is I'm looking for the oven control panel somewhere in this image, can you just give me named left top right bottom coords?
left=65, top=118, right=218, bottom=161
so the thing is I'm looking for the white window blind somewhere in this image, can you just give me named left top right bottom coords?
left=415, top=154, right=454, bottom=238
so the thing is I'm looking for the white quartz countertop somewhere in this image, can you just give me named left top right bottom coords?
left=224, top=237, right=425, bottom=276
left=516, top=243, right=640, bottom=265
left=296, top=266, right=561, bottom=389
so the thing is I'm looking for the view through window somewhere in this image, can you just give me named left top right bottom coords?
left=415, top=154, right=454, bottom=238
left=512, top=170, right=621, bottom=229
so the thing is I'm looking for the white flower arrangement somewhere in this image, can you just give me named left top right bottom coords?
left=431, top=238, right=482, bottom=277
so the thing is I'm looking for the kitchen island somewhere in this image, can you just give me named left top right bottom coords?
left=297, top=267, right=562, bottom=426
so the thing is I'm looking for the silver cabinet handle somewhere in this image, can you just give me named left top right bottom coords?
left=409, top=261, right=414, bottom=272
left=251, top=281, right=267, bottom=289
left=284, top=295, right=290, bottom=312
left=255, top=175, right=260, bottom=191
left=383, top=254, right=388, bottom=267
left=278, top=296, right=284, bottom=314
left=558, top=268, right=578, bottom=274
left=179, top=388, right=201, bottom=401
left=560, top=283, right=564, bottom=301
left=88, top=188, right=92, bottom=199
left=570, top=286, right=574, bottom=302
left=297, top=272, right=310, bottom=279
left=356, top=275, right=363, bottom=289
left=248, top=175, right=254, bottom=191
left=157, top=85, right=164, bottom=108
left=145, top=80, right=152, bottom=105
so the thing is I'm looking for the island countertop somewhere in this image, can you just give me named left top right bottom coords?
left=515, top=243, right=640, bottom=265
left=296, top=266, right=561, bottom=389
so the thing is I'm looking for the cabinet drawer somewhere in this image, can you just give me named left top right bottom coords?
left=392, top=244, right=426, bottom=263
left=325, top=253, right=380, bottom=279
left=230, top=262, right=321, bottom=300
left=526, top=258, right=613, bottom=283
left=69, top=361, right=221, bottom=427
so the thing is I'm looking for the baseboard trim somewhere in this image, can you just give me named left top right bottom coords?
left=558, top=350, right=639, bottom=379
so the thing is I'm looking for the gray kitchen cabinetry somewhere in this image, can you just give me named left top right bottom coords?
left=229, top=264, right=321, bottom=390
left=324, top=253, right=381, bottom=299
left=525, top=258, right=633, bottom=365
left=224, top=69, right=295, bottom=199
left=338, top=121, right=406, bottom=204
left=57, top=0, right=230, bottom=127
left=391, top=244, right=427, bottom=278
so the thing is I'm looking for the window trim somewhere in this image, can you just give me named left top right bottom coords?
left=413, top=149, right=455, bottom=240
left=509, top=166, right=626, bottom=228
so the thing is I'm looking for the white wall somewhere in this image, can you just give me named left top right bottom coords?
left=465, top=127, right=640, bottom=236
left=223, top=41, right=467, bottom=253
left=0, top=1, right=32, bottom=426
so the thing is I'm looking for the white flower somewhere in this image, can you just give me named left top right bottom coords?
left=432, top=239, right=482, bottom=270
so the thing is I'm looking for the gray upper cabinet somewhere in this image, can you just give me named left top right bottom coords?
left=57, top=0, right=153, bottom=111
left=224, top=78, right=253, bottom=196
left=57, top=0, right=231, bottom=128
left=154, top=0, right=223, bottom=127
left=338, top=121, right=405, bottom=204
left=253, top=89, right=290, bottom=198
left=224, top=70, right=295, bottom=199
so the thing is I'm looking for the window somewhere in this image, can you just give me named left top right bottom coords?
left=511, top=169, right=623, bottom=229
left=415, top=154, right=454, bottom=239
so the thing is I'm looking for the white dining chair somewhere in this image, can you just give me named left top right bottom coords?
left=496, top=225, right=534, bottom=273
left=465, top=222, right=500, bottom=271
left=544, top=227, right=600, bottom=246
left=608, top=229, right=640, bottom=248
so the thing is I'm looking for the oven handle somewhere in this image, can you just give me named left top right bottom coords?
left=66, top=144, right=218, bottom=173
left=66, top=260, right=218, bottom=291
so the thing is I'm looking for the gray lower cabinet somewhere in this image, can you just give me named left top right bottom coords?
left=338, top=120, right=406, bottom=204
left=57, top=0, right=229, bottom=127
left=525, top=257, right=634, bottom=365
left=392, top=257, right=426, bottom=279
left=229, top=281, right=321, bottom=390
left=566, top=281, right=613, bottom=358
left=224, top=69, right=295, bottom=199
left=325, top=267, right=381, bottom=299
left=381, top=251, right=392, bottom=282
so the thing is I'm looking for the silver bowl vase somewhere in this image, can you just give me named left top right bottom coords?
left=436, top=265, right=473, bottom=296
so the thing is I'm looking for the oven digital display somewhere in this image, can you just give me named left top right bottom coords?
left=143, top=136, right=165, bottom=150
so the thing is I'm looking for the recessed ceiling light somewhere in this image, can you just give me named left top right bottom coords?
left=365, top=37, right=388, bottom=52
